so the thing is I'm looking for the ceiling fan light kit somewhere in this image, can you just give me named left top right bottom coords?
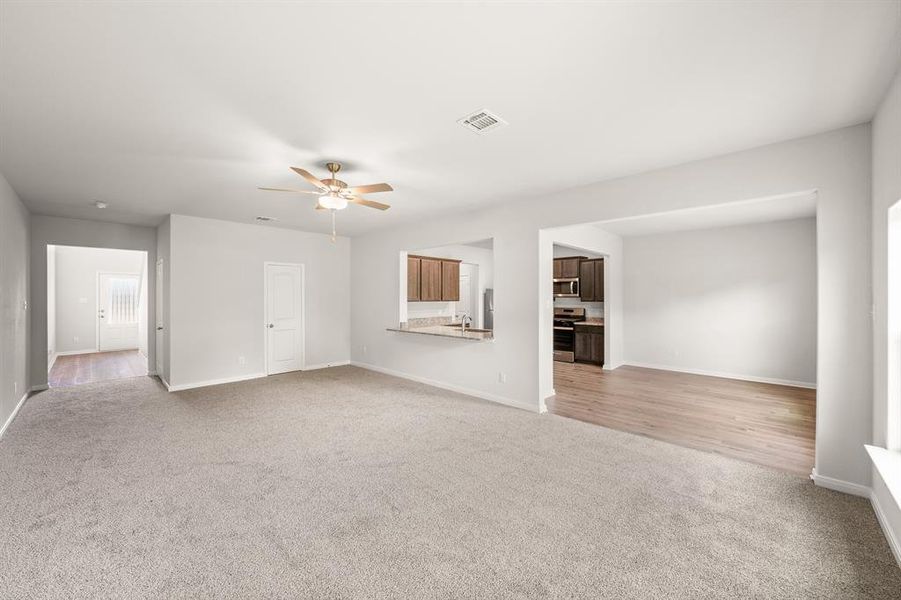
left=259, top=161, right=393, bottom=242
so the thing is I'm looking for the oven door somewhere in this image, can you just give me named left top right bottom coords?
left=553, top=326, right=575, bottom=362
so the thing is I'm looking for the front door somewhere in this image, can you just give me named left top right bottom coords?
left=265, top=263, right=303, bottom=375
left=98, top=272, right=140, bottom=351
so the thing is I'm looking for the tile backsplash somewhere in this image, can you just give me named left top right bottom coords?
left=555, top=297, right=604, bottom=318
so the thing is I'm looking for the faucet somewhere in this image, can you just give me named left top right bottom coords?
left=460, top=313, right=473, bottom=333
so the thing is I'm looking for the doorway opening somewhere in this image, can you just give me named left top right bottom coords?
left=47, top=245, right=149, bottom=387
left=542, top=191, right=818, bottom=476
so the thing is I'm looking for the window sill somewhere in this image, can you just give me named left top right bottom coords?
left=866, top=444, right=901, bottom=504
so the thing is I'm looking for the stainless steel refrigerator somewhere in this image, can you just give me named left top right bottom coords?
left=484, top=289, right=494, bottom=330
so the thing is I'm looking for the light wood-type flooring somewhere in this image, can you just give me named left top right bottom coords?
left=550, top=362, right=816, bottom=476
left=49, top=350, right=148, bottom=388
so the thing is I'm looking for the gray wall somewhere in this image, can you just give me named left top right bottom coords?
left=351, top=124, right=873, bottom=488
left=0, top=171, right=30, bottom=431
left=30, top=216, right=157, bottom=388
left=167, top=215, right=351, bottom=388
left=52, top=245, right=146, bottom=354
left=870, top=66, right=901, bottom=562
left=623, top=217, right=817, bottom=386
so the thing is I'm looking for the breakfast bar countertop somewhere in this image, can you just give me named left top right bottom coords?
left=387, top=324, right=494, bottom=341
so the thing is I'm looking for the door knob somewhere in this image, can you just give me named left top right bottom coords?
left=267, top=324, right=274, bottom=328
left=156, top=326, right=163, bottom=331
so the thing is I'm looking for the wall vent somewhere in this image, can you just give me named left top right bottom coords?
left=457, top=108, right=507, bottom=134
left=255, top=215, right=277, bottom=222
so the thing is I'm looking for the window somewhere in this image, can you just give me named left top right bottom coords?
left=107, top=277, right=139, bottom=325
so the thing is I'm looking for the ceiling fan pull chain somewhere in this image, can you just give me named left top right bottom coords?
left=331, top=209, right=337, bottom=243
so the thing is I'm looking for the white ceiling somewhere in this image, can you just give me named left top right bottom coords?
left=1, top=2, right=898, bottom=236
left=596, top=190, right=817, bottom=237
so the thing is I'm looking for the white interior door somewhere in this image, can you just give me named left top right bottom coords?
left=155, top=259, right=164, bottom=375
left=265, top=263, right=303, bottom=375
left=98, top=272, right=140, bottom=351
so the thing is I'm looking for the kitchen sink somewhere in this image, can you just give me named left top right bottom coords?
left=442, top=324, right=493, bottom=333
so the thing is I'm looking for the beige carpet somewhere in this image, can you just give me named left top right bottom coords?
left=0, top=366, right=898, bottom=599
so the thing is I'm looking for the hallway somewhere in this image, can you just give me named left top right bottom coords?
left=49, top=350, right=148, bottom=388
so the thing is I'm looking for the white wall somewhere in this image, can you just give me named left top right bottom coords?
left=870, top=67, right=901, bottom=562
left=29, top=216, right=157, bottom=388
left=167, top=215, right=350, bottom=388
left=0, top=171, right=30, bottom=434
left=622, top=217, right=817, bottom=386
left=351, top=124, right=872, bottom=488
left=51, top=245, right=146, bottom=354
left=46, top=245, right=56, bottom=368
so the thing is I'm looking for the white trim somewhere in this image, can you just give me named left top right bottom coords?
left=866, top=445, right=901, bottom=567
left=303, top=360, right=351, bottom=371
left=351, top=361, right=538, bottom=413
left=166, top=372, right=265, bottom=392
left=156, top=375, right=171, bottom=391
left=624, top=361, right=816, bottom=389
left=47, top=351, right=58, bottom=372
left=0, top=392, right=29, bottom=439
left=55, top=349, right=99, bottom=357
left=870, top=484, right=901, bottom=567
left=29, top=384, right=49, bottom=392
left=810, top=468, right=870, bottom=498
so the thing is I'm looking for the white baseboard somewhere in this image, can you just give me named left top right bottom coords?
left=156, top=375, right=171, bottom=391
left=166, top=372, right=266, bottom=392
left=47, top=352, right=58, bottom=372
left=623, top=361, right=816, bottom=389
left=303, top=360, right=351, bottom=371
left=351, top=361, right=538, bottom=413
left=0, top=392, right=29, bottom=439
left=870, top=485, right=901, bottom=567
left=810, top=469, right=870, bottom=498
left=29, top=384, right=49, bottom=393
left=55, top=349, right=98, bottom=357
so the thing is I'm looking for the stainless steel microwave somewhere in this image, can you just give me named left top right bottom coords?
left=553, top=278, right=579, bottom=297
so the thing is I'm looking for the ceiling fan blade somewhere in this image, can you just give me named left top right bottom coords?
left=347, top=183, right=393, bottom=195
left=348, top=195, right=390, bottom=211
left=290, top=167, right=327, bottom=190
left=258, top=187, right=321, bottom=194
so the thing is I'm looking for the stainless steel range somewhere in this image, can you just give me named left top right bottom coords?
left=553, top=307, right=586, bottom=363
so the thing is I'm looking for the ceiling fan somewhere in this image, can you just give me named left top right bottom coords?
left=259, top=162, right=393, bottom=241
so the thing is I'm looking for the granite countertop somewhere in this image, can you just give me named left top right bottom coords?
left=387, top=324, right=494, bottom=341
left=576, top=318, right=605, bottom=327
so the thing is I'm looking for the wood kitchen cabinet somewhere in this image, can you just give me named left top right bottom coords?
left=407, top=256, right=421, bottom=301
left=407, top=255, right=461, bottom=302
left=574, top=325, right=604, bottom=365
left=554, top=257, right=583, bottom=279
left=419, top=258, right=443, bottom=301
left=579, top=258, right=605, bottom=302
left=441, top=260, right=460, bottom=301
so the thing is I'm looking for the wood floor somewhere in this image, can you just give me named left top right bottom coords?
left=49, top=350, right=148, bottom=388
left=550, top=362, right=816, bottom=476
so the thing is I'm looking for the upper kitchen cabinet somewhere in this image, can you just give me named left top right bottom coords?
left=441, top=260, right=460, bottom=301
left=554, top=256, right=583, bottom=279
left=407, top=256, right=421, bottom=301
left=580, top=258, right=605, bottom=302
left=408, top=255, right=461, bottom=302
left=419, top=257, right=443, bottom=301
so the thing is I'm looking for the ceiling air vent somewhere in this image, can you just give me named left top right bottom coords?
left=255, top=215, right=277, bottom=222
left=457, top=108, right=507, bottom=134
